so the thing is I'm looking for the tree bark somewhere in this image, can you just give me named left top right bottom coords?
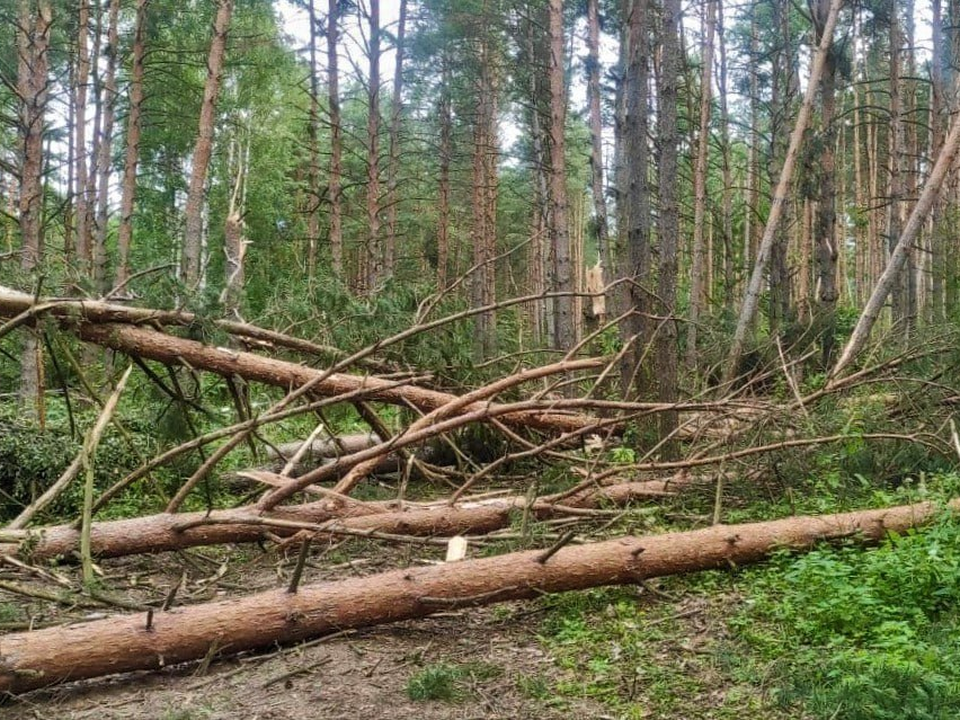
left=181, top=0, right=233, bottom=290
left=813, top=0, right=839, bottom=366
left=306, top=0, right=321, bottom=281
left=90, top=0, right=120, bottom=295
left=686, top=0, right=716, bottom=372
left=4, top=477, right=682, bottom=562
left=723, top=0, right=843, bottom=386
left=0, top=306, right=604, bottom=435
left=327, top=0, right=343, bottom=276
left=548, top=0, right=575, bottom=354
left=2, top=498, right=954, bottom=693
left=16, top=0, right=52, bottom=416
left=437, top=56, right=452, bottom=289
left=114, top=0, right=148, bottom=296
left=364, top=0, right=382, bottom=293
left=654, top=0, right=681, bottom=459
left=585, top=0, right=609, bottom=277
left=73, top=0, right=91, bottom=278
left=618, top=0, right=653, bottom=400
left=384, top=0, right=408, bottom=279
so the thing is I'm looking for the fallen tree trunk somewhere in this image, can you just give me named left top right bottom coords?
left=1, top=499, right=952, bottom=693
left=72, top=322, right=603, bottom=435
left=2, top=477, right=683, bottom=561
left=0, top=286, right=387, bottom=371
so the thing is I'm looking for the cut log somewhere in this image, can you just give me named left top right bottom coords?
left=5, top=478, right=682, bottom=561
left=0, top=499, right=951, bottom=693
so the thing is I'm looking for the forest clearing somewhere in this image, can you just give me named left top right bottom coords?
left=4, top=0, right=960, bottom=718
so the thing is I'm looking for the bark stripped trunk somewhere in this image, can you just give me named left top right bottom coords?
left=327, top=0, right=343, bottom=276
left=16, top=0, right=51, bottom=416
left=181, top=0, right=233, bottom=290
left=114, top=0, right=148, bottom=296
left=220, top=129, right=248, bottom=319
left=2, top=499, right=953, bottom=694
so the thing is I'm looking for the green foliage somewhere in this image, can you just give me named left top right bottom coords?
left=405, top=663, right=465, bottom=702
left=737, top=512, right=960, bottom=719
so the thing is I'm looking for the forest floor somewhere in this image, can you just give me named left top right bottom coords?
left=0, top=526, right=781, bottom=720
left=3, top=471, right=958, bottom=720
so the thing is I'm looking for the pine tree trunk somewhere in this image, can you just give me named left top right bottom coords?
left=16, top=0, right=51, bottom=416
left=686, top=0, right=716, bottom=371
left=114, top=0, right=148, bottom=296
left=92, top=0, right=120, bottom=296
left=548, top=0, right=575, bottom=354
left=586, top=0, right=609, bottom=276
left=364, top=0, right=381, bottom=293
left=723, top=0, right=843, bottom=386
left=384, top=0, right=408, bottom=280
left=2, top=499, right=955, bottom=694
left=181, top=0, right=233, bottom=290
left=327, top=0, right=343, bottom=277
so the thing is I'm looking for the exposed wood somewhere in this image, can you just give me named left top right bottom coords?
left=2, top=499, right=953, bottom=693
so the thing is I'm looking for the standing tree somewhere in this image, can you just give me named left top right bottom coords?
left=181, top=0, right=234, bottom=292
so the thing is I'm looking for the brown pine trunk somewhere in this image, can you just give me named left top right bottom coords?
left=364, top=0, right=381, bottom=293
left=686, top=0, right=716, bottom=371
left=931, top=0, right=946, bottom=321
left=548, top=0, right=575, bottom=353
left=656, top=0, right=681, bottom=458
left=887, top=1, right=907, bottom=328
left=73, top=0, right=91, bottom=279
left=181, top=0, right=233, bottom=290
left=618, top=0, right=653, bottom=400
left=723, top=0, right=843, bottom=385
left=306, top=0, right=321, bottom=281
left=327, top=0, right=343, bottom=277
left=437, top=57, right=452, bottom=289
left=471, top=19, right=499, bottom=360
left=717, top=0, right=734, bottom=312
left=92, top=0, right=120, bottom=295
left=4, top=477, right=683, bottom=562
left=2, top=499, right=955, bottom=694
left=813, top=0, right=839, bottom=366
left=16, top=0, right=51, bottom=416
left=586, top=0, right=609, bottom=277
left=384, top=0, right=408, bottom=280
left=114, top=0, right=148, bottom=296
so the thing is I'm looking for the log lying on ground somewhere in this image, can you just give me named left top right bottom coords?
left=2, top=477, right=685, bottom=561
left=1, top=499, right=953, bottom=693
left=73, top=322, right=603, bottom=435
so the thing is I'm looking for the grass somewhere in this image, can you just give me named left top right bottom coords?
left=531, top=476, right=960, bottom=719
left=405, top=661, right=505, bottom=702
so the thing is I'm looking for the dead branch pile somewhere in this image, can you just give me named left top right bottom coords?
left=0, top=290, right=957, bottom=695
